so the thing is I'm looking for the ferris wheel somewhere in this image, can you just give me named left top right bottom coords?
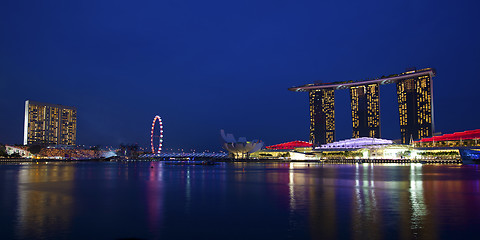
left=151, top=115, right=163, bottom=153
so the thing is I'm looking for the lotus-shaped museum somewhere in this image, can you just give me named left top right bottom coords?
left=221, top=129, right=263, bottom=158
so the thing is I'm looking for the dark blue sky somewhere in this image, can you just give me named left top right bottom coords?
left=1, top=0, right=479, bottom=151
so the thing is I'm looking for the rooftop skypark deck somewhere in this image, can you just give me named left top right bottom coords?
left=288, top=68, right=436, bottom=91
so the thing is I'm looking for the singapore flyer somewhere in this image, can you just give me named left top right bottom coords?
left=151, top=115, right=163, bottom=154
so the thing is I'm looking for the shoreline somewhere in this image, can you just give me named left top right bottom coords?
left=0, top=157, right=471, bottom=164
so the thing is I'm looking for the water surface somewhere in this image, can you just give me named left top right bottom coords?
left=1, top=161, right=480, bottom=239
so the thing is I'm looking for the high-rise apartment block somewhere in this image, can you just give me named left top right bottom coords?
left=23, top=100, right=77, bottom=145
left=290, top=68, right=435, bottom=145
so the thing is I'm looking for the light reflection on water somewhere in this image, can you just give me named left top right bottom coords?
left=410, top=163, right=427, bottom=232
left=0, top=162, right=480, bottom=239
left=15, top=164, right=75, bottom=239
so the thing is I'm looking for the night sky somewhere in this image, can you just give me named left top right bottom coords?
left=1, top=0, right=479, bottom=151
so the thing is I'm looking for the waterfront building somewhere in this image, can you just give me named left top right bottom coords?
left=23, top=100, right=77, bottom=146
left=350, top=84, right=380, bottom=138
left=250, top=149, right=294, bottom=159
left=265, top=141, right=312, bottom=150
left=397, top=73, right=434, bottom=143
left=415, top=129, right=480, bottom=148
left=309, top=89, right=335, bottom=146
left=5, top=145, right=32, bottom=158
left=220, top=130, right=263, bottom=159
left=289, top=68, right=435, bottom=144
left=38, top=147, right=100, bottom=159
left=318, top=137, right=393, bottom=149
left=251, top=136, right=463, bottom=162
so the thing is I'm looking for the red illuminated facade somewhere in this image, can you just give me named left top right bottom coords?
left=417, top=129, right=480, bottom=142
left=265, top=141, right=312, bottom=150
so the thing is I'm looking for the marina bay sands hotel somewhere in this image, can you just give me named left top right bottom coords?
left=289, top=68, right=435, bottom=146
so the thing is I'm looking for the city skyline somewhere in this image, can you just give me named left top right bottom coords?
left=1, top=1, right=479, bottom=151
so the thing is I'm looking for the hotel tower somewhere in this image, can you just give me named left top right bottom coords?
left=23, top=100, right=77, bottom=145
left=289, top=68, right=435, bottom=146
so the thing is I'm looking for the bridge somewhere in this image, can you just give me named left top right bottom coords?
left=140, top=152, right=228, bottom=159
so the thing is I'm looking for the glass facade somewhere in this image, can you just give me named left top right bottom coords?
left=24, top=100, right=77, bottom=145
left=350, top=83, right=380, bottom=138
left=309, top=89, right=335, bottom=146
